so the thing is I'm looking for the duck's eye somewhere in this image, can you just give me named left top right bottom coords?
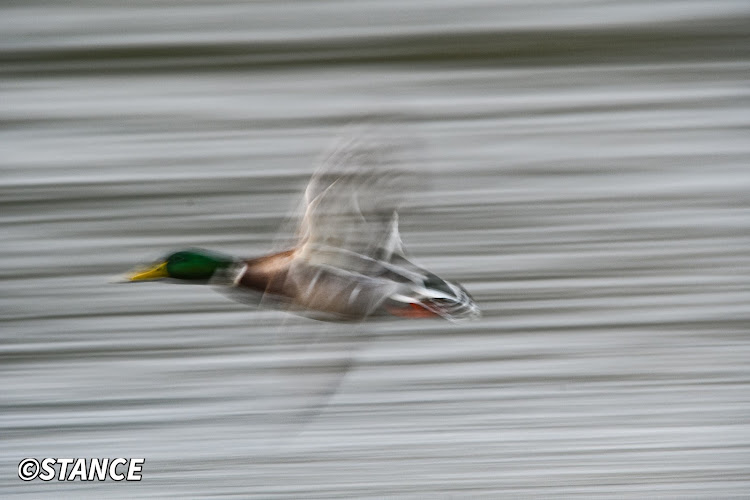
left=171, top=256, right=185, bottom=263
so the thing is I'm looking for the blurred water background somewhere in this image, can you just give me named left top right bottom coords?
left=2, top=1, right=750, bottom=498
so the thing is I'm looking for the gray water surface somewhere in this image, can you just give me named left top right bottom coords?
left=2, top=1, right=750, bottom=498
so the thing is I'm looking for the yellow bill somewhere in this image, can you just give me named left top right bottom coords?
left=124, top=261, right=169, bottom=281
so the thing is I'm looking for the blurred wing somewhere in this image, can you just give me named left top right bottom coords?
left=295, top=135, right=414, bottom=267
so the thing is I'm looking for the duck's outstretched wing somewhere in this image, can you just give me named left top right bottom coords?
left=295, top=135, right=415, bottom=267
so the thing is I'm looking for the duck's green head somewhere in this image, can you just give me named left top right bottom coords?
left=124, top=248, right=234, bottom=283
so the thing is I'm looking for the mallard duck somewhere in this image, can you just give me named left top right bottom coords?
left=121, top=137, right=480, bottom=322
